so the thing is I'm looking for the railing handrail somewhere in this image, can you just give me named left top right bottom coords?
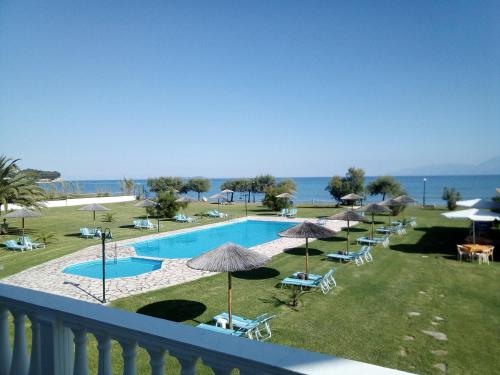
left=0, top=283, right=411, bottom=374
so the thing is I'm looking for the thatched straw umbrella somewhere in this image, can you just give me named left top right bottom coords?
left=78, top=204, right=109, bottom=228
left=175, top=196, right=195, bottom=203
left=3, top=208, right=42, bottom=236
left=279, top=221, right=337, bottom=276
left=276, top=192, right=295, bottom=210
left=341, top=193, right=363, bottom=209
left=209, top=193, right=226, bottom=212
left=327, top=210, right=368, bottom=253
left=175, top=196, right=195, bottom=216
left=134, top=199, right=157, bottom=219
left=220, top=189, right=234, bottom=202
left=356, top=203, right=391, bottom=238
left=393, top=195, right=417, bottom=205
left=383, top=195, right=417, bottom=222
left=187, top=243, right=269, bottom=329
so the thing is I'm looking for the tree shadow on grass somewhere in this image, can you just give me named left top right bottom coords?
left=342, top=227, right=367, bottom=233
left=64, top=233, right=82, bottom=237
left=118, top=225, right=136, bottom=229
left=390, top=226, right=469, bottom=257
left=284, top=247, right=324, bottom=256
left=137, top=300, right=207, bottom=323
left=4, top=227, right=36, bottom=236
left=233, top=267, right=280, bottom=280
left=321, top=237, right=348, bottom=243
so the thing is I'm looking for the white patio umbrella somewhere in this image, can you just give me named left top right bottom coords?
left=457, top=199, right=500, bottom=210
left=442, top=209, right=500, bottom=244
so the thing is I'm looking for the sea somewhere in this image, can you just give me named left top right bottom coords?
left=40, top=175, right=500, bottom=206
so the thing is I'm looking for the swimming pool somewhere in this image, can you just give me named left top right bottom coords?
left=131, top=220, right=296, bottom=259
left=63, top=257, right=162, bottom=279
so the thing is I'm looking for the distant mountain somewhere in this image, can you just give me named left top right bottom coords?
left=394, top=156, right=500, bottom=176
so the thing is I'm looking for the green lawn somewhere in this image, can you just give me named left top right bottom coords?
left=2, top=203, right=499, bottom=374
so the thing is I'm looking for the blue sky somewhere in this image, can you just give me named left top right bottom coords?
left=1, top=1, right=499, bottom=179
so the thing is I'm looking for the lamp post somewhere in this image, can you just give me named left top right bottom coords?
left=423, top=178, right=427, bottom=206
left=156, top=203, right=160, bottom=233
left=244, top=193, right=248, bottom=216
left=101, top=228, right=112, bottom=304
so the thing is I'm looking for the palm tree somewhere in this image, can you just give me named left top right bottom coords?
left=0, top=156, right=46, bottom=213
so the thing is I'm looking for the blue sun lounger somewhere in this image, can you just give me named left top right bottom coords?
left=196, top=323, right=246, bottom=337
left=212, top=313, right=276, bottom=341
left=280, top=269, right=333, bottom=294
left=357, top=235, right=389, bottom=248
left=291, top=268, right=337, bottom=287
left=327, top=247, right=373, bottom=266
left=19, top=236, right=45, bottom=249
left=4, top=240, right=29, bottom=251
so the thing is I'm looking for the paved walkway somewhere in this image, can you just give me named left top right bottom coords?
left=0, top=216, right=352, bottom=303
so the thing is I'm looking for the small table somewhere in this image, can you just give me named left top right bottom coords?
left=461, top=244, right=492, bottom=253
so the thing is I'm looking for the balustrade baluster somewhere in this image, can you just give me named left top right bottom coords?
left=72, top=328, right=88, bottom=375
left=204, top=359, right=234, bottom=375
left=171, top=351, right=197, bottom=375
left=0, top=307, right=11, bottom=375
left=27, top=314, right=41, bottom=375
left=120, top=341, right=137, bottom=375
left=146, top=347, right=165, bottom=375
left=9, top=310, right=29, bottom=375
left=95, top=334, right=112, bottom=375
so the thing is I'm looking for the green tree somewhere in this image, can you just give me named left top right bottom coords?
left=442, top=187, right=462, bottom=211
left=146, top=191, right=187, bottom=218
left=221, top=179, right=254, bottom=202
left=121, top=177, right=135, bottom=195
left=345, top=167, right=365, bottom=195
left=185, top=178, right=211, bottom=200
left=0, top=156, right=46, bottom=213
left=261, top=178, right=297, bottom=211
left=147, top=177, right=184, bottom=194
left=366, top=176, right=404, bottom=201
left=325, top=167, right=365, bottom=204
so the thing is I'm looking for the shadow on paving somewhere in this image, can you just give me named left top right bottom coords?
left=233, top=267, right=280, bottom=280
left=137, top=300, right=207, bottom=322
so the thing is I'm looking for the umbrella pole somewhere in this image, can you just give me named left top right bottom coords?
left=346, top=220, right=350, bottom=254
left=473, top=221, right=476, bottom=245
left=22, top=217, right=25, bottom=237
left=93, top=211, right=96, bottom=228
left=305, top=238, right=309, bottom=277
left=228, top=272, right=233, bottom=330
left=372, top=213, right=375, bottom=239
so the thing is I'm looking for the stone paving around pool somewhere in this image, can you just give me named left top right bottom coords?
left=0, top=216, right=353, bottom=304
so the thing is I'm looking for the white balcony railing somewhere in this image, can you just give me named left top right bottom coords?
left=0, top=283, right=411, bottom=375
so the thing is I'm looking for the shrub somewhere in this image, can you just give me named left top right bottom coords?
left=262, top=180, right=297, bottom=211
left=101, top=212, right=116, bottom=222
left=146, top=191, right=187, bottom=218
left=442, top=187, right=461, bottom=210
left=35, top=231, right=57, bottom=244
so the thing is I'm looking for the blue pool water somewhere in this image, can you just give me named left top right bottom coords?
left=131, top=220, right=296, bottom=259
left=63, top=257, right=162, bottom=279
